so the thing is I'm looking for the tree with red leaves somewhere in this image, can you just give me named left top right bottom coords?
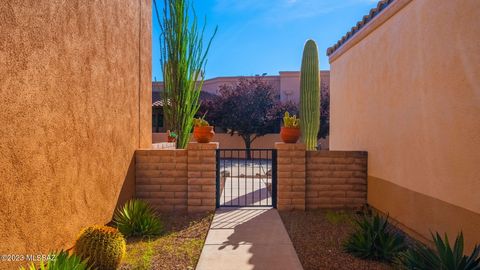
left=319, top=80, right=330, bottom=140
left=201, top=76, right=295, bottom=158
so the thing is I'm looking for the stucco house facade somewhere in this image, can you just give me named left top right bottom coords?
left=328, top=0, right=480, bottom=249
left=0, top=1, right=151, bottom=265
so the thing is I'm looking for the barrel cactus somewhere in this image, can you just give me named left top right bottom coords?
left=74, top=225, right=126, bottom=270
left=300, top=39, right=320, bottom=150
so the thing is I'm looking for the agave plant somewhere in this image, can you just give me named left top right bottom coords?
left=113, top=199, right=164, bottom=237
left=19, top=251, right=89, bottom=270
left=396, top=232, right=480, bottom=270
left=344, top=212, right=406, bottom=262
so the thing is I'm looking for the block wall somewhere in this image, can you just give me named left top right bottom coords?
left=275, top=143, right=367, bottom=211
left=135, top=143, right=218, bottom=213
left=187, top=143, right=218, bottom=213
left=137, top=143, right=366, bottom=213
left=276, top=143, right=306, bottom=211
left=306, top=151, right=368, bottom=209
left=136, top=149, right=188, bottom=212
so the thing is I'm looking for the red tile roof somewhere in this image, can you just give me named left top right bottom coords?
left=326, top=0, right=394, bottom=56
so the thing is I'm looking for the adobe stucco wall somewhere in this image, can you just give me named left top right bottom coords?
left=329, top=0, right=480, bottom=249
left=0, top=0, right=151, bottom=265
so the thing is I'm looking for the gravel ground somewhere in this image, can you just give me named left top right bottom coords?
left=120, top=213, right=213, bottom=270
left=280, top=210, right=393, bottom=270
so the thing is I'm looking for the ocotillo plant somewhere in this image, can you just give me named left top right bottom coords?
left=300, top=39, right=320, bottom=150
left=154, top=0, right=217, bottom=148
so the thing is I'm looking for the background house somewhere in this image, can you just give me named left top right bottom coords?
left=153, top=71, right=329, bottom=104
left=151, top=71, right=330, bottom=149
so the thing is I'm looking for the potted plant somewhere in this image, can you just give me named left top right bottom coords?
left=280, top=111, right=300, bottom=143
left=193, top=116, right=215, bottom=143
left=166, top=130, right=177, bottom=143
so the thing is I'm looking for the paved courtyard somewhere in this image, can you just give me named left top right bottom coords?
left=218, top=159, right=273, bottom=207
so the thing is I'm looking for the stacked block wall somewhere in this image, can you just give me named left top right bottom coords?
left=135, top=143, right=218, bottom=213
left=306, top=151, right=367, bottom=209
left=136, top=142, right=367, bottom=213
left=187, top=143, right=218, bottom=213
left=136, top=149, right=188, bottom=212
left=276, top=143, right=306, bottom=211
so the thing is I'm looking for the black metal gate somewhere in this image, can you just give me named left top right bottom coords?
left=216, top=149, right=277, bottom=208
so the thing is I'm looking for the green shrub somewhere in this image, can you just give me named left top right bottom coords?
left=19, top=264, right=36, bottom=270
left=74, top=225, right=126, bottom=270
left=325, top=210, right=352, bottom=225
left=344, top=212, right=406, bottom=262
left=395, top=232, right=480, bottom=270
left=19, top=251, right=90, bottom=270
left=113, top=199, right=164, bottom=237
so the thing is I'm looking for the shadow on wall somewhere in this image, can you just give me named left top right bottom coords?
left=112, top=154, right=136, bottom=218
left=203, top=209, right=301, bottom=270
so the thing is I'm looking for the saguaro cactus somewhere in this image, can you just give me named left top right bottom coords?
left=300, top=39, right=320, bottom=150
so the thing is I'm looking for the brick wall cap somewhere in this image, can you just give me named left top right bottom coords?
left=275, top=142, right=306, bottom=150
left=136, top=149, right=188, bottom=158
left=136, top=148, right=187, bottom=152
left=187, top=142, right=219, bottom=150
left=307, top=150, right=367, bottom=158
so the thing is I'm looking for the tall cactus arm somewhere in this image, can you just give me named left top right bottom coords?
left=300, top=39, right=321, bottom=150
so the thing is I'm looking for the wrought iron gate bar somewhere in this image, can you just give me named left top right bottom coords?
left=215, top=149, right=277, bottom=208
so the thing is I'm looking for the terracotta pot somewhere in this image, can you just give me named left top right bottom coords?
left=167, top=136, right=176, bottom=143
left=193, top=126, right=215, bottom=143
left=280, top=127, right=300, bottom=143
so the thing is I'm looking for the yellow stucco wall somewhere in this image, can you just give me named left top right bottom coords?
left=329, top=0, right=480, bottom=249
left=0, top=0, right=151, bottom=264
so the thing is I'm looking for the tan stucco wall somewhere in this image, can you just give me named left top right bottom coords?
left=0, top=0, right=151, bottom=264
left=329, top=0, right=480, bottom=249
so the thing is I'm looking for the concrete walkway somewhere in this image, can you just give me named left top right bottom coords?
left=196, top=208, right=303, bottom=270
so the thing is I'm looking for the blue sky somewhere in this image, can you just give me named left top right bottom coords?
left=152, top=0, right=379, bottom=80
